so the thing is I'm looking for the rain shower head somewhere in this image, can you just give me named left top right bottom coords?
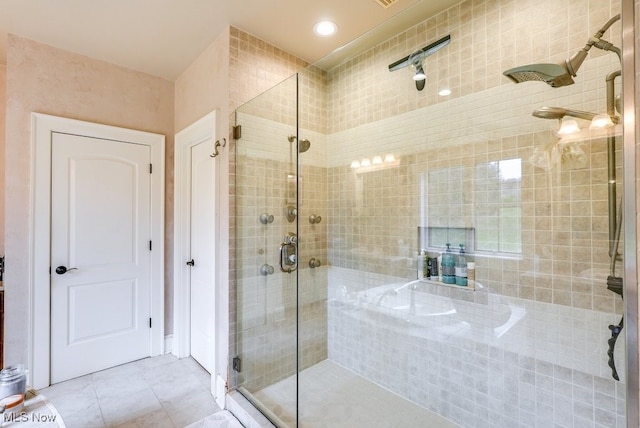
left=503, top=58, right=583, bottom=88
left=503, top=14, right=620, bottom=88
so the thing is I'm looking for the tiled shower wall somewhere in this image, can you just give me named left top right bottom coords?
left=325, top=0, right=623, bottom=312
left=322, top=0, right=627, bottom=426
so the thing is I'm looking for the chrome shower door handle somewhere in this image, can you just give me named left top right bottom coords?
left=279, top=233, right=298, bottom=273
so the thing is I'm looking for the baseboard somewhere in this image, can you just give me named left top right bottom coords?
left=216, top=375, right=226, bottom=408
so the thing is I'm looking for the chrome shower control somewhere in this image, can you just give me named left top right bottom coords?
left=309, top=214, right=322, bottom=224
left=259, top=213, right=274, bottom=224
left=260, top=264, right=275, bottom=276
left=279, top=233, right=298, bottom=273
left=308, top=258, right=321, bottom=269
left=286, top=205, right=297, bottom=223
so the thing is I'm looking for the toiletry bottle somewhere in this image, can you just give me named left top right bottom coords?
left=441, top=244, right=456, bottom=284
left=467, top=262, right=476, bottom=289
left=429, top=256, right=439, bottom=281
left=437, top=254, right=443, bottom=282
left=417, top=250, right=426, bottom=280
left=424, top=251, right=430, bottom=279
left=455, top=244, right=468, bottom=286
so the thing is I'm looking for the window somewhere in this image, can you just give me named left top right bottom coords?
left=474, top=158, right=522, bottom=254
left=420, top=159, right=522, bottom=256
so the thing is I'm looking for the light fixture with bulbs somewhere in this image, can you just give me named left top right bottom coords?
left=557, top=118, right=581, bottom=135
left=388, top=35, right=451, bottom=91
left=532, top=106, right=618, bottom=136
left=350, top=154, right=400, bottom=173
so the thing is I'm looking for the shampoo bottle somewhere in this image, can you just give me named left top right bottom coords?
left=467, top=262, right=476, bottom=289
left=417, top=250, right=426, bottom=280
left=455, top=244, right=468, bottom=286
left=441, top=243, right=456, bottom=284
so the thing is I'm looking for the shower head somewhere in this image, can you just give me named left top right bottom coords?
left=287, top=135, right=311, bottom=153
left=299, top=139, right=311, bottom=153
left=503, top=14, right=621, bottom=88
left=532, top=106, right=599, bottom=121
left=533, top=106, right=618, bottom=124
left=503, top=61, right=580, bottom=88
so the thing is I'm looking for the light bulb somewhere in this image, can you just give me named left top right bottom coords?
left=557, top=118, right=580, bottom=135
left=313, top=21, right=337, bottom=37
left=350, top=160, right=360, bottom=169
left=384, top=154, right=396, bottom=163
left=413, top=66, right=426, bottom=81
left=361, top=158, right=371, bottom=167
left=589, top=114, right=614, bottom=129
left=372, top=156, right=383, bottom=165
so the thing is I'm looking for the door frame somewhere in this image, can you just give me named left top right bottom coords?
left=174, top=111, right=228, bottom=404
left=30, top=113, right=165, bottom=389
left=173, top=111, right=216, bottom=357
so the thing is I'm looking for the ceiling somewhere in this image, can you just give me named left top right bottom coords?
left=0, top=0, right=459, bottom=81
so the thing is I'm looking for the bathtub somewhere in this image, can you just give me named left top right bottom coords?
left=336, top=279, right=527, bottom=342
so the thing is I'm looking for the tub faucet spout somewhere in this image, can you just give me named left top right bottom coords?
left=410, top=283, right=420, bottom=314
left=376, top=289, right=398, bottom=305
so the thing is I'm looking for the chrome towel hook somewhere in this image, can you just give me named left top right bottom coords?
left=210, top=138, right=227, bottom=158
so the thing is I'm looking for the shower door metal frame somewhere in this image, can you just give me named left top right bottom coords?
left=621, top=0, right=639, bottom=426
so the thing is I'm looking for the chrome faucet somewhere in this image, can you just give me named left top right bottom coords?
left=409, top=283, right=420, bottom=314
left=375, top=288, right=398, bottom=305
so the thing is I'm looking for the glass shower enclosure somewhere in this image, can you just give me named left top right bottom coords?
left=231, top=1, right=630, bottom=426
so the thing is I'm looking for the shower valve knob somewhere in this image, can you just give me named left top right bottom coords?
left=309, top=214, right=322, bottom=224
left=260, top=264, right=275, bottom=276
left=309, top=258, right=321, bottom=269
left=259, top=213, right=274, bottom=224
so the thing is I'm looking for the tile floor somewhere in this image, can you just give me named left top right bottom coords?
left=38, top=354, right=240, bottom=428
left=251, top=360, right=458, bottom=427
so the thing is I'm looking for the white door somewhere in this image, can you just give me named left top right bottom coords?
left=50, top=132, right=152, bottom=383
left=189, top=141, right=216, bottom=373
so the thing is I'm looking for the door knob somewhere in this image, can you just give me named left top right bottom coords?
left=55, top=266, right=78, bottom=275
left=186, top=259, right=195, bottom=267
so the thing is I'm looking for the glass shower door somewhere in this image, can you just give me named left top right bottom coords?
left=233, top=73, right=300, bottom=427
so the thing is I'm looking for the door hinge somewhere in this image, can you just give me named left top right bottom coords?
left=149, top=318, right=152, bottom=328
left=149, top=164, right=153, bottom=174
left=233, top=125, right=242, bottom=140
left=232, top=356, right=241, bottom=372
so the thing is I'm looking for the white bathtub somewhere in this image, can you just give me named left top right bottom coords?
left=336, top=279, right=527, bottom=342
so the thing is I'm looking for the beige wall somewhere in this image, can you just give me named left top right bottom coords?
left=174, top=28, right=232, bottom=388
left=4, top=34, right=174, bottom=365
left=0, top=64, right=5, bottom=256
left=175, top=30, right=230, bottom=133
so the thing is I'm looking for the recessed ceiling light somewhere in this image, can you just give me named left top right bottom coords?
left=314, top=21, right=337, bottom=37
